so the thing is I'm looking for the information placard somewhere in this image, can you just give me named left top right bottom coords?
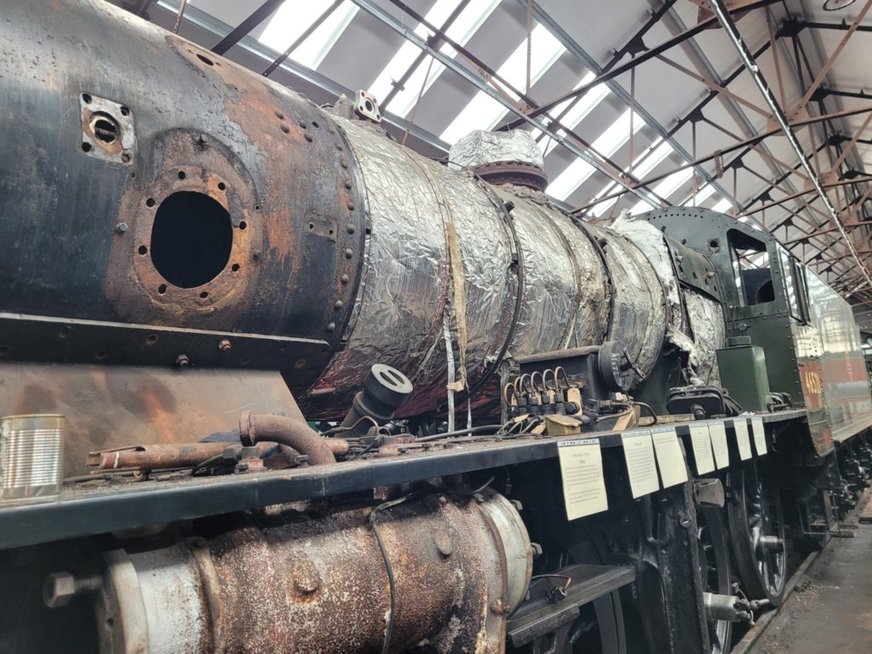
left=689, top=424, right=715, bottom=475
left=650, top=426, right=688, bottom=488
left=733, top=419, right=753, bottom=461
left=751, top=416, right=767, bottom=456
left=557, top=439, right=608, bottom=520
left=621, top=430, right=660, bottom=498
left=709, top=422, right=730, bottom=470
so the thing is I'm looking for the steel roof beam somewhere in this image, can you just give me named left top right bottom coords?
left=709, top=0, right=872, bottom=289
left=351, top=0, right=668, bottom=207
left=508, top=0, right=780, bottom=126
left=519, top=0, right=734, bottom=211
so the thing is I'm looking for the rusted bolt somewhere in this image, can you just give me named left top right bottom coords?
left=298, top=121, right=308, bottom=129
left=490, top=599, right=506, bottom=615
left=175, top=354, right=190, bottom=368
left=115, top=222, right=129, bottom=233
left=340, top=274, right=349, bottom=284
left=43, top=572, right=102, bottom=609
left=346, top=224, right=355, bottom=234
left=434, top=531, right=454, bottom=557
left=293, top=559, right=321, bottom=594
left=679, top=515, right=691, bottom=528
left=344, top=248, right=354, bottom=259
left=218, top=338, right=231, bottom=352
left=333, top=300, right=343, bottom=310
left=344, top=181, right=352, bottom=190
left=304, top=134, right=313, bottom=143
left=438, top=495, right=448, bottom=505
left=325, top=322, right=336, bottom=332
left=346, top=200, right=355, bottom=211
left=339, top=156, right=349, bottom=169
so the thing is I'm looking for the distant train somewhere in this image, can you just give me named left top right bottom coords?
left=1, top=2, right=871, bottom=653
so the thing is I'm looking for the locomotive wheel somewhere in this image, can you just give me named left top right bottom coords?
left=726, top=461, right=786, bottom=606
left=697, top=506, right=733, bottom=654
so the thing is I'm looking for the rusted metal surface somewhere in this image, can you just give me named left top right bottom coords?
left=86, top=441, right=305, bottom=471
left=95, top=490, right=532, bottom=653
left=0, top=0, right=366, bottom=391
left=0, top=363, right=298, bottom=477
left=239, top=411, right=345, bottom=465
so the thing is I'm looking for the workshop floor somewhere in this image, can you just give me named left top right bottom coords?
left=749, top=499, right=872, bottom=654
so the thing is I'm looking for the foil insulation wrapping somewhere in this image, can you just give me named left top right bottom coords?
left=448, top=129, right=545, bottom=170
left=302, top=122, right=676, bottom=416
left=684, top=291, right=725, bottom=385
left=588, top=225, right=667, bottom=382
left=306, top=120, right=519, bottom=416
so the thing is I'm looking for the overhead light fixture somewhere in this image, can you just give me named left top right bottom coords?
left=823, top=0, right=857, bottom=11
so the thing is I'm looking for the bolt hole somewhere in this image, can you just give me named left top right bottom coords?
left=81, top=93, right=92, bottom=104
left=312, top=121, right=320, bottom=129
left=218, top=181, right=226, bottom=191
left=146, top=198, right=156, bottom=207
left=231, top=263, right=240, bottom=272
left=254, top=205, right=261, bottom=211
left=708, top=239, right=720, bottom=251
left=178, top=170, right=186, bottom=180
left=196, top=53, right=215, bottom=66
left=200, top=291, right=208, bottom=299
left=308, top=223, right=315, bottom=230
left=95, top=351, right=108, bottom=361
left=120, top=106, right=130, bottom=117
left=328, top=229, right=334, bottom=235
left=280, top=125, right=290, bottom=134
left=158, top=284, right=167, bottom=294
left=81, top=142, right=92, bottom=152
left=121, top=152, right=130, bottom=163
left=138, top=245, right=148, bottom=255
left=239, top=221, right=247, bottom=230
left=275, top=110, right=285, bottom=120
left=130, top=172, right=136, bottom=179
left=241, top=357, right=251, bottom=366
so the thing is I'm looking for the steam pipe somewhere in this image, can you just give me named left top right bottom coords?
left=239, top=411, right=344, bottom=465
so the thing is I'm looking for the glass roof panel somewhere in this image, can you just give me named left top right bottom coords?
left=711, top=198, right=733, bottom=214
left=368, top=0, right=501, bottom=117
left=440, top=23, right=565, bottom=144
left=546, top=108, right=644, bottom=201
left=539, top=72, right=610, bottom=156
left=259, top=1, right=359, bottom=70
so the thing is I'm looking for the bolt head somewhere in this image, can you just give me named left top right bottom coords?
left=218, top=338, right=232, bottom=352
left=43, top=572, right=76, bottom=608
left=175, top=354, right=190, bottom=367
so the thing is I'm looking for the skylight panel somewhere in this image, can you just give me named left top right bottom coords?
left=539, top=72, right=610, bottom=156
left=682, top=182, right=717, bottom=206
left=546, top=108, right=644, bottom=201
left=711, top=198, right=733, bottom=214
left=369, top=0, right=501, bottom=117
left=259, top=1, right=358, bottom=70
left=440, top=24, right=565, bottom=145
left=629, top=166, right=693, bottom=214
left=585, top=139, right=674, bottom=217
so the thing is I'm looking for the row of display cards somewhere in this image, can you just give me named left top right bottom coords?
left=556, top=416, right=767, bottom=521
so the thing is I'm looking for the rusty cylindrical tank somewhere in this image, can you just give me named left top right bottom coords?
left=93, top=490, right=532, bottom=654
left=0, top=0, right=719, bottom=421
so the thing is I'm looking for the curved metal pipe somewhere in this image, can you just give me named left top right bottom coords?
left=239, top=411, right=343, bottom=465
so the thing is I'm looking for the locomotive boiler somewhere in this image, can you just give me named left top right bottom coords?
left=1, top=1, right=872, bottom=654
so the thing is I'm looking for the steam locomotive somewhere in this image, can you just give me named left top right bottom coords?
left=1, top=1, right=871, bottom=653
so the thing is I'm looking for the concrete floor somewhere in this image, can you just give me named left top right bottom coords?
left=749, top=503, right=872, bottom=654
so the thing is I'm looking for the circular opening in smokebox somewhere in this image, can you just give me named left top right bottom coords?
left=150, top=191, right=233, bottom=289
